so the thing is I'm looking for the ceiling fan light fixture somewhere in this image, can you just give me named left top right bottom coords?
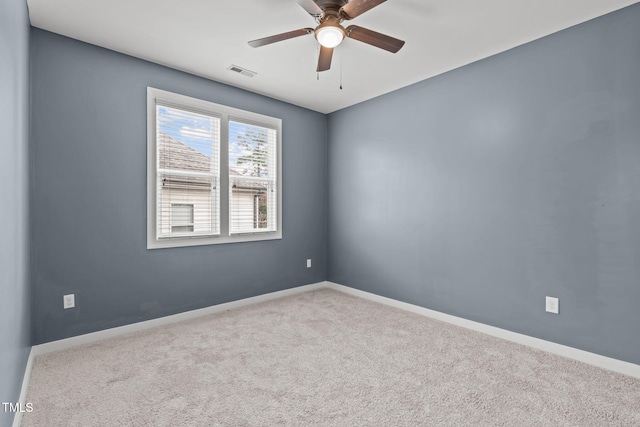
left=315, top=25, right=345, bottom=48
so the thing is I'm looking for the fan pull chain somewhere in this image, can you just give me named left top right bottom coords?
left=316, top=44, right=320, bottom=81
left=340, top=55, right=343, bottom=90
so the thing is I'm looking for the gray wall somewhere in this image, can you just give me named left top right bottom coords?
left=328, top=5, right=640, bottom=365
left=30, top=29, right=328, bottom=344
left=0, top=0, right=31, bottom=425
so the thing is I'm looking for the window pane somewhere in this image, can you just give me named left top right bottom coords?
left=230, top=179, right=271, bottom=232
left=229, top=121, right=273, bottom=178
left=156, top=104, right=220, bottom=238
left=229, top=121, right=277, bottom=234
left=158, top=106, right=214, bottom=170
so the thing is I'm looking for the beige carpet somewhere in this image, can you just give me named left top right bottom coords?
left=22, top=288, right=640, bottom=426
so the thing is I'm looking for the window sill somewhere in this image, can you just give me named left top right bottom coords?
left=147, top=231, right=282, bottom=249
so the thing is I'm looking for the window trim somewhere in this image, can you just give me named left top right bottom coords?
left=147, top=87, right=282, bottom=249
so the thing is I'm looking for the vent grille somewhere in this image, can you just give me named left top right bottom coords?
left=228, top=65, right=257, bottom=78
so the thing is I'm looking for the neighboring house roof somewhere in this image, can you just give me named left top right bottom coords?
left=158, top=133, right=210, bottom=172
left=158, top=133, right=211, bottom=189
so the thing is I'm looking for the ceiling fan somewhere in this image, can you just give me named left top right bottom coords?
left=248, top=0, right=405, bottom=72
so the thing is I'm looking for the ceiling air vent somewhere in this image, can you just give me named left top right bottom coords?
left=227, top=65, right=257, bottom=78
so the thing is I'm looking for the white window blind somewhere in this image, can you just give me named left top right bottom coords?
left=156, top=104, right=219, bottom=239
left=147, top=87, right=282, bottom=249
left=229, top=121, right=277, bottom=234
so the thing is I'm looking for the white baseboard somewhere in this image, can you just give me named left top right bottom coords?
left=32, top=282, right=326, bottom=356
left=324, top=281, right=640, bottom=379
left=31, top=280, right=640, bottom=380
left=12, top=348, right=34, bottom=427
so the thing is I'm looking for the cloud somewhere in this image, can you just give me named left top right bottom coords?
left=179, top=126, right=208, bottom=139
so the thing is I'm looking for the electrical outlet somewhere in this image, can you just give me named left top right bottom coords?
left=307, top=259, right=312, bottom=268
left=545, top=296, right=559, bottom=314
left=63, top=294, right=75, bottom=309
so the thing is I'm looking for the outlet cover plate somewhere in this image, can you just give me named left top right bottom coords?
left=545, top=296, right=559, bottom=314
left=63, top=294, right=75, bottom=309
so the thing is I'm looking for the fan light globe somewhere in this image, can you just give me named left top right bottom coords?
left=315, top=26, right=345, bottom=48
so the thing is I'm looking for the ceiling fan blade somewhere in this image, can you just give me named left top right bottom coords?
left=346, top=25, right=405, bottom=53
left=317, top=46, right=334, bottom=72
left=340, top=0, right=387, bottom=19
left=296, top=0, right=323, bottom=17
left=248, top=28, right=314, bottom=48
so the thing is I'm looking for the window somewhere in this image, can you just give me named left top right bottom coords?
left=171, top=204, right=194, bottom=234
left=147, top=88, right=282, bottom=249
left=229, top=120, right=277, bottom=234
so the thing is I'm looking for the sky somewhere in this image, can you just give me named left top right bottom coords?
left=158, top=105, right=214, bottom=158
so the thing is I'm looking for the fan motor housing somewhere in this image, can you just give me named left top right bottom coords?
left=315, top=0, right=348, bottom=17
left=315, top=0, right=348, bottom=9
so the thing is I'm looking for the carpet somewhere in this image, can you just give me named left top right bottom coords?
left=22, top=288, right=640, bottom=426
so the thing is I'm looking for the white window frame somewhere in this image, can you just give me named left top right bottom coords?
left=147, top=87, right=282, bottom=249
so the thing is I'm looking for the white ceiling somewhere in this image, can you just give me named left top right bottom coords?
left=27, top=0, right=638, bottom=114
